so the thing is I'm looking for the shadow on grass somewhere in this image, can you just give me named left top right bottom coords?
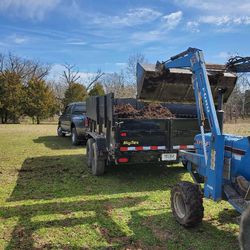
left=1, top=204, right=239, bottom=249
left=3, top=154, right=239, bottom=249
left=128, top=209, right=239, bottom=250
left=2, top=196, right=147, bottom=249
left=33, top=136, right=83, bottom=150
left=217, top=208, right=240, bottom=225
left=8, top=154, right=185, bottom=201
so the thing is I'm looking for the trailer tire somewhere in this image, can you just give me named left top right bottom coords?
left=86, top=138, right=94, bottom=168
left=171, top=181, right=204, bottom=227
left=91, top=142, right=105, bottom=176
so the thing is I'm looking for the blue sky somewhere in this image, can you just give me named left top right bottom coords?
left=0, top=0, right=250, bottom=78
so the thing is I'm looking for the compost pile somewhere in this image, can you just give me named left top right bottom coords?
left=114, top=103, right=174, bottom=119
left=114, top=104, right=140, bottom=118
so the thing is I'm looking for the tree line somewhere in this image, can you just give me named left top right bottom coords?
left=1, top=51, right=247, bottom=124
left=0, top=53, right=55, bottom=123
left=0, top=52, right=145, bottom=124
left=224, top=74, right=250, bottom=121
left=0, top=53, right=106, bottom=124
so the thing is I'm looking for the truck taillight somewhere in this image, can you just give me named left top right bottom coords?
left=84, top=118, right=89, bottom=127
left=118, top=158, right=128, bottom=163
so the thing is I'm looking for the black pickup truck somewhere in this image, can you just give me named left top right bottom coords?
left=85, top=93, right=207, bottom=176
left=57, top=102, right=88, bottom=145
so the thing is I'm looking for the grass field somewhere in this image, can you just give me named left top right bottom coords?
left=0, top=123, right=249, bottom=249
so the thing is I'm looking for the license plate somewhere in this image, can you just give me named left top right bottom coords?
left=161, top=153, right=177, bottom=161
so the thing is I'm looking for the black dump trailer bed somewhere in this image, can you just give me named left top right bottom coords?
left=85, top=93, right=208, bottom=176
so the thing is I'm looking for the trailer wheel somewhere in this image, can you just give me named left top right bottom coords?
left=91, top=142, right=105, bottom=176
left=86, top=138, right=94, bottom=168
left=171, top=181, right=204, bottom=227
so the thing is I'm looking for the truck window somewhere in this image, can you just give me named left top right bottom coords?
left=73, top=104, right=86, bottom=114
left=65, top=106, right=72, bottom=115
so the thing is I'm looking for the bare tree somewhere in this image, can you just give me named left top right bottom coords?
left=48, top=80, right=66, bottom=101
left=225, top=74, right=250, bottom=121
left=60, top=63, right=81, bottom=86
left=103, top=71, right=136, bottom=98
left=100, top=53, right=147, bottom=98
left=0, top=53, right=50, bottom=82
left=28, top=60, right=51, bottom=81
left=126, top=52, right=147, bottom=85
left=86, top=69, right=105, bottom=91
left=0, top=53, right=4, bottom=72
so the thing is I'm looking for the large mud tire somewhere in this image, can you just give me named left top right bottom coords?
left=171, top=181, right=204, bottom=227
left=91, top=142, right=105, bottom=176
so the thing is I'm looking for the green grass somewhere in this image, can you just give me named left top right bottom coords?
left=0, top=123, right=248, bottom=249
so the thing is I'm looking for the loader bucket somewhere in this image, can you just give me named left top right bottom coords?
left=137, top=63, right=237, bottom=104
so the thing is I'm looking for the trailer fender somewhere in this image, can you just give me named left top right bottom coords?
left=86, top=132, right=107, bottom=158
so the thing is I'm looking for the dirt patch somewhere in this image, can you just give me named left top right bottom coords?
left=142, top=216, right=174, bottom=243
left=114, top=103, right=174, bottom=119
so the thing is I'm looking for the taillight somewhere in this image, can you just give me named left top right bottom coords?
left=120, top=147, right=128, bottom=151
left=120, top=132, right=127, bottom=137
left=84, top=118, right=89, bottom=127
left=118, top=158, right=129, bottom=163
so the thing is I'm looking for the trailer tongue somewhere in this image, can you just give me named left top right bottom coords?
left=137, top=63, right=237, bottom=103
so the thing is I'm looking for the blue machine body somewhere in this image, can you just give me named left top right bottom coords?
left=193, top=133, right=250, bottom=184
left=160, top=48, right=250, bottom=213
left=224, top=135, right=250, bottom=181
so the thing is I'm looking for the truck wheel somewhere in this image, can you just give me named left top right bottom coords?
left=91, top=142, right=105, bottom=176
left=71, top=127, right=80, bottom=146
left=57, top=125, right=65, bottom=137
left=171, top=181, right=204, bottom=227
left=86, top=138, right=94, bottom=168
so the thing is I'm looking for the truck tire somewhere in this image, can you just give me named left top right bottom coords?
left=91, top=142, right=105, bottom=176
left=171, top=181, right=204, bottom=227
left=57, top=125, right=65, bottom=137
left=71, top=127, right=80, bottom=146
left=86, top=138, right=94, bottom=168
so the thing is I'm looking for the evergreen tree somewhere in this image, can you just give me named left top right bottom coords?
left=24, top=78, right=58, bottom=124
left=0, top=72, right=25, bottom=123
left=88, top=82, right=105, bottom=96
left=63, top=83, right=88, bottom=107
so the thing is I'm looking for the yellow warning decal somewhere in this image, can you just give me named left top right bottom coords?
left=122, top=140, right=139, bottom=146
